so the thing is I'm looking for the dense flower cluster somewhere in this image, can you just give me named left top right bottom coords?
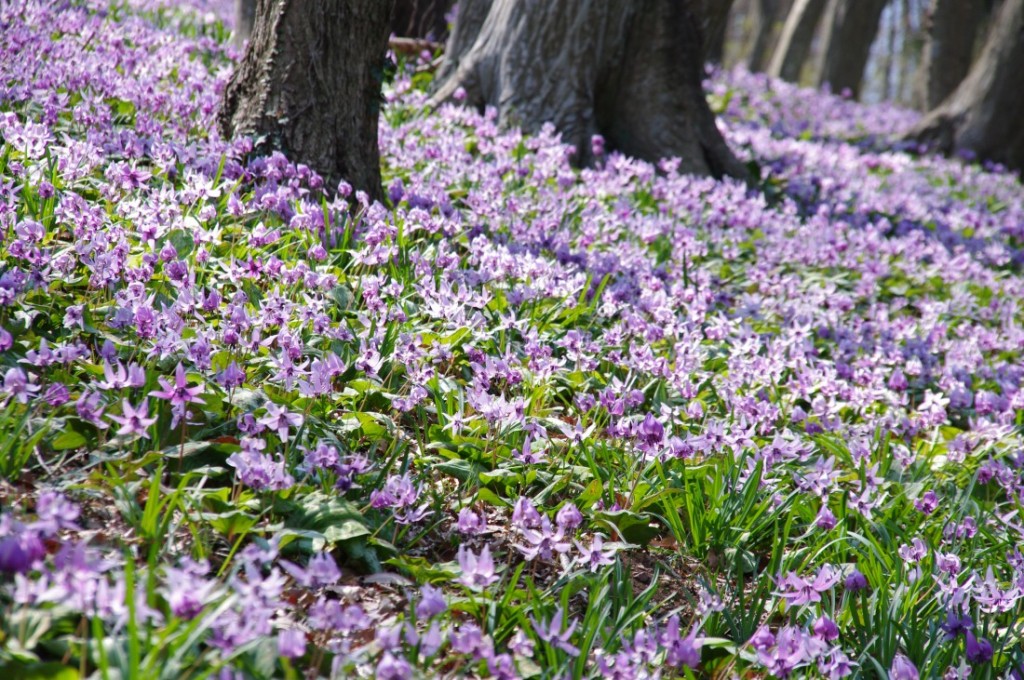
left=1, top=0, right=1024, bottom=677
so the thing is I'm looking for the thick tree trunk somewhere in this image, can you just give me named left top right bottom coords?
left=233, top=0, right=256, bottom=48
left=912, top=0, right=984, bottom=111
left=767, top=0, right=828, bottom=82
left=219, top=0, right=393, bottom=201
left=391, top=0, right=454, bottom=40
left=697, top=0, right=738, bottom=62
left=431, top=0, right=747, bottom=179
left=909, top=0, right=1024, bottom=172
left=816, top=0, right=888, bottom=99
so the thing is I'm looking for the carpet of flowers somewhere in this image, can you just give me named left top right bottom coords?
left=2, top=1, right=1024, bottom=678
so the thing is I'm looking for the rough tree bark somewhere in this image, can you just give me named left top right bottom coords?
left=912, top=0, right=984, bottom=111
left=219, top=0, right=394, bottom=201
left=767, top=0, right=828, bottom=82
left=434, top=0, right=495, bottom=84
left=815, top=0, right=888, bottom=99
left=909, top=0, right=1024, bottom=172
left=430, top=0, right=747, bottom=179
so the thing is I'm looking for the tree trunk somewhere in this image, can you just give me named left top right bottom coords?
left=816, top=0, right=888, bottom=99
left=767, top=0, right=828, bottom=82
left=909, top=0, right=1024, bottom=172
left=697, top=0, right=738, bottom=62
left=747, top=0, right=785, bottom=71
left=431, top=0, right=747, bottom=179
left=233, top=0, right=256, bottom=48
left=391, top=0, right=454, bottom=40
left=219, top=0, right=394, bottom=201
left=912, top=0, right=984, bottom=110
left=434, top=0, right=494, bottom=84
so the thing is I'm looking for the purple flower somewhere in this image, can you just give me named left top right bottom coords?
left=108, top=399, right=157, bottom=438
left=516, top=516, right=572, bottom=561
left=530, top=607, right=580, bottom=657
left=511, top=496, right=542, bottom=530
left=939, top=610, right=972, bottom=641
left=890, top=654, right=919, bottom=680
left=420, top=621, right=444, bottom=657
left=844, top=569, right=868, bottom=592
left=450, top=622, right=492, bottom=659
left=508, top=629, right=535, bottom=657
left=755, top=625, right=825, bottom=677
left=936, top=553, right=961, bottom=576
left=163, top=559, right=217, bottom=620
left=812, top=615, right=839, bottom=641
left=370, top=474, right=432, bottom=524
left=965, top=630, right=993, bottom=664
left=914, top=490, right=939, bottom=515
left=749, top=626, right=776, bottom=652
left=457, top=544, right=499, bottom=590
left=376, top=652, right=412, bottom=680
left=35, top=492, right=80, bottom=532
left=776, top=564, right=840, bottom=607
left=660, top=615, right=702, bottom=669
left=416, top=584, right=446, bottom=619
left=0, top=532, right=45, bottom=573
left=637, top=413, right=664, bottom=449
left=819, top=649, right=855, bottom=678
left=226, top=447, right=294, bottom=491
left=281, top=552, right=340, bottom=587
left=42, top=383, right=70, bottom=407
left=815, top=505, right=837, bottom=530
left=574, top=534, right=617, bottom=572
left=149, top=363, right=204, bottom=427
left=974, top=566, right=1020, bottom=613
left=555, top=502, right=583, bottom=530
left=456, top=507, right=487, bottom=535
left=258, top=402, right=304, bottom=442
left=216, top=361, right=246, bottom=389
left=2, top=367, right=39, bottom=404
left=277, top=629, right=306, bottom=659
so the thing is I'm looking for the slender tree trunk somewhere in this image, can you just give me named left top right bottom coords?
left=816, top=0, right=889, bottom=98
left=747, top=0, right=784, bottom=71
left=233, top=0, right=256, bottom=48
left=431, top=0, right=747, bottom=179
left=912, top=0, right=984, bottom=110
left=767, top=0, right=828, bottom=82
left=909, top=0, right=1024, bottom=172
left=881, top=2, right=897, bottom=100
left=219, top=0, right=394, bottom=200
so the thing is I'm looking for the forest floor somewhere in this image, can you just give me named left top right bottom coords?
left=1, top=1, right=1023, bottom=678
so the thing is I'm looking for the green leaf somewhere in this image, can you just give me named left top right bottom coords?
left=284, top=493, right=370, bottom=547
left=166, top=228, right=194, bottom=258
left=200, top=510, right=258, bottom=537
left=323, top=519, right=371, bottom=544
left=329, top=285, right=354, bottom=310
left=594, top=510, right=659, bottom=546
left=385, top=555, right=459, bottom=583
left=579, top=478, right=603, bottom=505
left=0, top=662, right=80, bottom=680
left=50, top=430, right=86, bottom=451
left=433, top=458, right=481, bottom=482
